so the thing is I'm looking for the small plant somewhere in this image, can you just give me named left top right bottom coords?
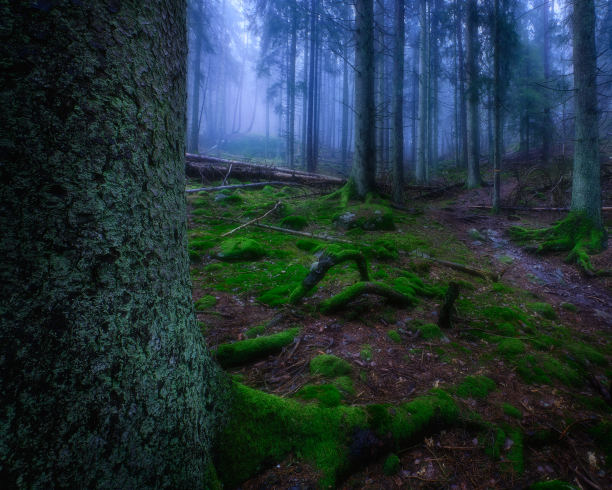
left=360, top=345, right=373, bottom=362
left=387, top=330, right=401, bottom=343
left=383, top=453, right=400, bottom=475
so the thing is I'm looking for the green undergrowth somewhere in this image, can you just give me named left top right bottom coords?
left=455, top=375, right=496, bottom=399
left=194, top=294, right=216, bottom=311
left=508, top=211, right=606, bottom=273
left=215, top=382, right=458, bottom=488
left=214, top=327, right=300, bottom=368
left=310, top=354, right=353, bottom=378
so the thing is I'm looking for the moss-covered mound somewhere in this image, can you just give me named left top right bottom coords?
left=455, top=375, right=496, bottom=399
left=280, top=215, right=309, bottom=230
left=310, top=354, right=353, bottom=378
left=334, top=204, right=395, bottom=231
left=508, top=211, right=606, bottom=273
left=214, top=328, right=300, bottom=368
left=214, top=383, right=458, bottom=488
left=216, top=238, right=266, bottom=261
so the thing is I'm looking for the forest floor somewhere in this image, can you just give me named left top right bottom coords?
left=187, top=161, right=612, bottom=490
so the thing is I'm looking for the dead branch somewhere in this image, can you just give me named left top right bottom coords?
left=468, top=205, right=612, bottom=212
left=222, top=201, right=282, bottom=237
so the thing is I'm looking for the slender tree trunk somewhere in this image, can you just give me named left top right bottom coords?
left=306, top=0, right=317, bottom=172
left=302, top=34, right=309, bottom=168
left=392, top=0, right=405, bottom=203
left=411, top=38, right=419, bottom=166
left=287, top=6, right=297, bottom=169
left=570, top=0, right=602, bottom=227
left=0, top=3, right=226, bottom=488
left=457, top=0, right=468, bottom=169
left=416, top=0, right=429, bottom=183
left=466, top=0, right=481, bottom=188
left=541, top=0, right=552, bottom=165
left=341, top=42, right=350, bottom=171
left=351, top=0, right=377, bottom=197
left=189, top=1, right=204, bottom=153
left=493, top=0, right=502, bottom=213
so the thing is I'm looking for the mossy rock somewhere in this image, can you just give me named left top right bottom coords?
left=216, top=238, right=265, bottom=261
left=455, top=375, right=496, bottom=399
left=413, top=323, right=442, bottom=340
left=280, top=215, right=309, bottom=231
left=296, top=238, right=320, bottom=252
left=333, top=204, right=395, bottom=231
left=214, top=328, right=300, bottom=368
left=502, top=403, right=522, bottom=419
left=310, top=354, right=353, bottom=378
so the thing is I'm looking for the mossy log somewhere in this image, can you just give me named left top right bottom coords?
left=186, top=182, right=297, bottom=193
left=290, top=248, right=370, bottom=304
left=320, top=281, right=416, bottom=313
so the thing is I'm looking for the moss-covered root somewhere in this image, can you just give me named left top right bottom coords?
left=213, top=327, right=300, bottom=368
left=508, top=211, right=607, bottom=273
left=214, top=383, right=458, bottom=488
left=290, top=246, right=370, bottom=304
left=320, top=281, right=416, bottom=313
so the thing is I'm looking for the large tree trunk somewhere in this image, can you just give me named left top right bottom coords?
left=341, top=41, right=350, bottom=172
left=306, top=0, right=317, bottom=172
left=0, top=3, right=226, bottom=488
left=392, top=0, right=405, bottom=204
left=466, top=0, right=481, bottom=188
left=416, top=0, right=429, bottom=183
left=351, top=0, right=377, bottom=198
left=571, top=0, right=602, bottom=227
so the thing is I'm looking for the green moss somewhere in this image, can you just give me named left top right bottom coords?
left=295, top=384, right=343, bottom=407
left=216, top=383, right=458, bottom=488
left=387, top=330, right=401, bottom=343
left=560, top=302, right=578, bottom=312
left=188, top=237, right=215, bottom=261
left=204, top=262, right=224, bottom=272
left=527, top=302, right=557, bottom=320
left=483, top=427, right=506, bottom=460
left=214, top=328, right=300, bottom=368
left=497, top=339, right=526, bottom=357
left=565, top=342, right=607, bottom=367
left=333, top=376, right=355, bottom=396
left=369, top=239, right=399, bottom=260
left=296, top=238, right=320, bottom=252
left=589, top=421, right=612, bottom=466
left=194, top=294, right=217, bottom=311
left=216, top=238, right=265, bottom=261
left=383, top=453, right=400, bottom=475
left=393, top=272, right=444, bottom=299
left=509, top=211, right=606, bottom=273
left=280, top=215, right=309, bottom=231
left=491, top=282, right=513, bottom=293
left=319, top=281, right=415, bottom=313
left=415, top=323, right=442, bottom=340
left=482, top=306, right=525, bottom=324
left=310, top=354, right=353, bottom=378
left=499, top=255, right=514, bottom=265
left=503, top=427, right=524, bottom=474
left=502, top=403, right=522, bottom=419
left=360, top=345, right=373, bottom=362
left=530, top=481, right=577, bottom=490
left=333, top=204, right=395, bottom=231
left=455, top=375, right=496, bottom=399
left=516, top=354, right=581, bottom=386
left=245, top=324, right=266, bottom=339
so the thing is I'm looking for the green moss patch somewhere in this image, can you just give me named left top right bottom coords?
left=296, top=238, right=320, bottom=251
left=383, top=453, right=400, bottom=475
left=527, top=302, right=557, bottom=320
left=280, top=215, right=309, bottom=231
left=333, top=204, right=395, bottom=231
left=414, top=323, right=442, bottom=340
left=295, top=384, right=343, bottom=407
left=497, top=339, right=526, bottom=357
left=216, top=238, right=266, bottom=261
left=530, top=481, right=577, bottom=490
left=195, top=294, right=217, bottom=311
left=502, top=403, right=522, bottom=419
left=516, top=354, right=581, bottom=386
left=387, top=330, right=401, bottom=343
left=310, top=354, right=353, bottom=378
left=245, top=324, right=266, bottom=339
left=455, top=375, right=496, bottom=399
left=214, top=328, right=300, bottom=368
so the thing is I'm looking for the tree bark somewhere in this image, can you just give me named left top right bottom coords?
left=466, top=0, right=481, bottom=188
left=351, top=0, right=377, bottom=198
left=287, top=3, right=298, bottom=169
left=0, top=2, right=227, bottom=488
left=392, top=0, right=405, bottom=204
left=306, top=0, right=317, bottom=172
left=492, top=0, right=502, bottom=213
left=457, top=0, right=468, bottom=169
left=341, top=41, right=350, bottom=172
left=416, top=0, right=429, bottom=183
left=570, top=0, right=602, bottom=227
left=188, top=0, right=204, bottom=153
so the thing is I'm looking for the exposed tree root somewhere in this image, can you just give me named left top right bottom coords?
left=411, top=252, right=499, bottom=281
left=508, top=211, right=607, bottom=274
left=320, top=281, right=416, bottom=313
left=290, top=247, right=370, bottom=304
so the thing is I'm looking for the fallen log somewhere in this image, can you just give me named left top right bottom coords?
left=468, top=205, right=612, bottom=213
left=186, top=182, right=296, bottom=193
left=185, top=153, right=345, bottom=186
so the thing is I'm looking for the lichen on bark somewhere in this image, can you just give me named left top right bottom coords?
left=0, top=2, right=227, bottom=487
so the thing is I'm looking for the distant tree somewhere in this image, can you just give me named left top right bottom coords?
left=392, top=0, right=405, bottom=203
left=466, top=0, right=481, bottom=188
left=0, top=2, right=226, bottom=487
left=416, top=0, right=429, bottom=183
